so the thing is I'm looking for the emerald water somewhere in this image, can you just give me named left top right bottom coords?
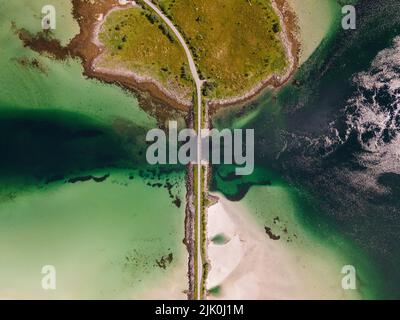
left=0, top=1, right=187, bottom=299
left=0, top=169, right=187, bottom=299
left=0, top=0, right=79, bottom=46
left=0, top=0, right=155, bottom=127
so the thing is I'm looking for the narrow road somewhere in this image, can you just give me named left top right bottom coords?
left=143, top=0, right=204, bottom=300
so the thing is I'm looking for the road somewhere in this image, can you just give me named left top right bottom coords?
left=143, top=0, right=204, bottom=300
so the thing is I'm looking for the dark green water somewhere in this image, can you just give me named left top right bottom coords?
left=212, top=0, right=400, bottom=299
left=0, top=109, right=136, bottom=179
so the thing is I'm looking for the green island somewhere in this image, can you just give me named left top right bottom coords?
left=97, top=0, right=289, bottom=104
left=97, top=6, right=193, bottom=103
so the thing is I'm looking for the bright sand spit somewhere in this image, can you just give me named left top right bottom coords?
left=207, top=187, right=361, bottom=300
left=287, top=0, right=339, bottom=65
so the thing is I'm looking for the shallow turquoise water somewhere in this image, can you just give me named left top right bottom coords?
left=0, top=1, right=187, bottom=299
left=0, top=169, right=187, bottom=299
left=0, top=0, right=155, bottom=127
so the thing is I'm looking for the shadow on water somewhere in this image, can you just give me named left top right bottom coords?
left=0, top=108, right=152, bottom=186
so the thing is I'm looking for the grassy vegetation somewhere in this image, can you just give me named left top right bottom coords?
left=98, top=1, right=287, bottom=103
left=98, top=6, right=193, bottom=101
left=156, top=0, right=288, bottom=100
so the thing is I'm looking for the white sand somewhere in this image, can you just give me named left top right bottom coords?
left=287, top=0, right=338, bottom=65
left=206, top=193, right=360, bottom=300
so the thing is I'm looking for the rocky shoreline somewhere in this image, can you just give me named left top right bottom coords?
left=90, top=4, right=193, bottom=109
left=184, top=163, right=195, bottom=300
left=16, top=0, right=190, bottom=114
left=16, top=0, right=299, bottom=113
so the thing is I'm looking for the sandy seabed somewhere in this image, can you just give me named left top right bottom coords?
left=206, top=194, right=360, bottom=300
